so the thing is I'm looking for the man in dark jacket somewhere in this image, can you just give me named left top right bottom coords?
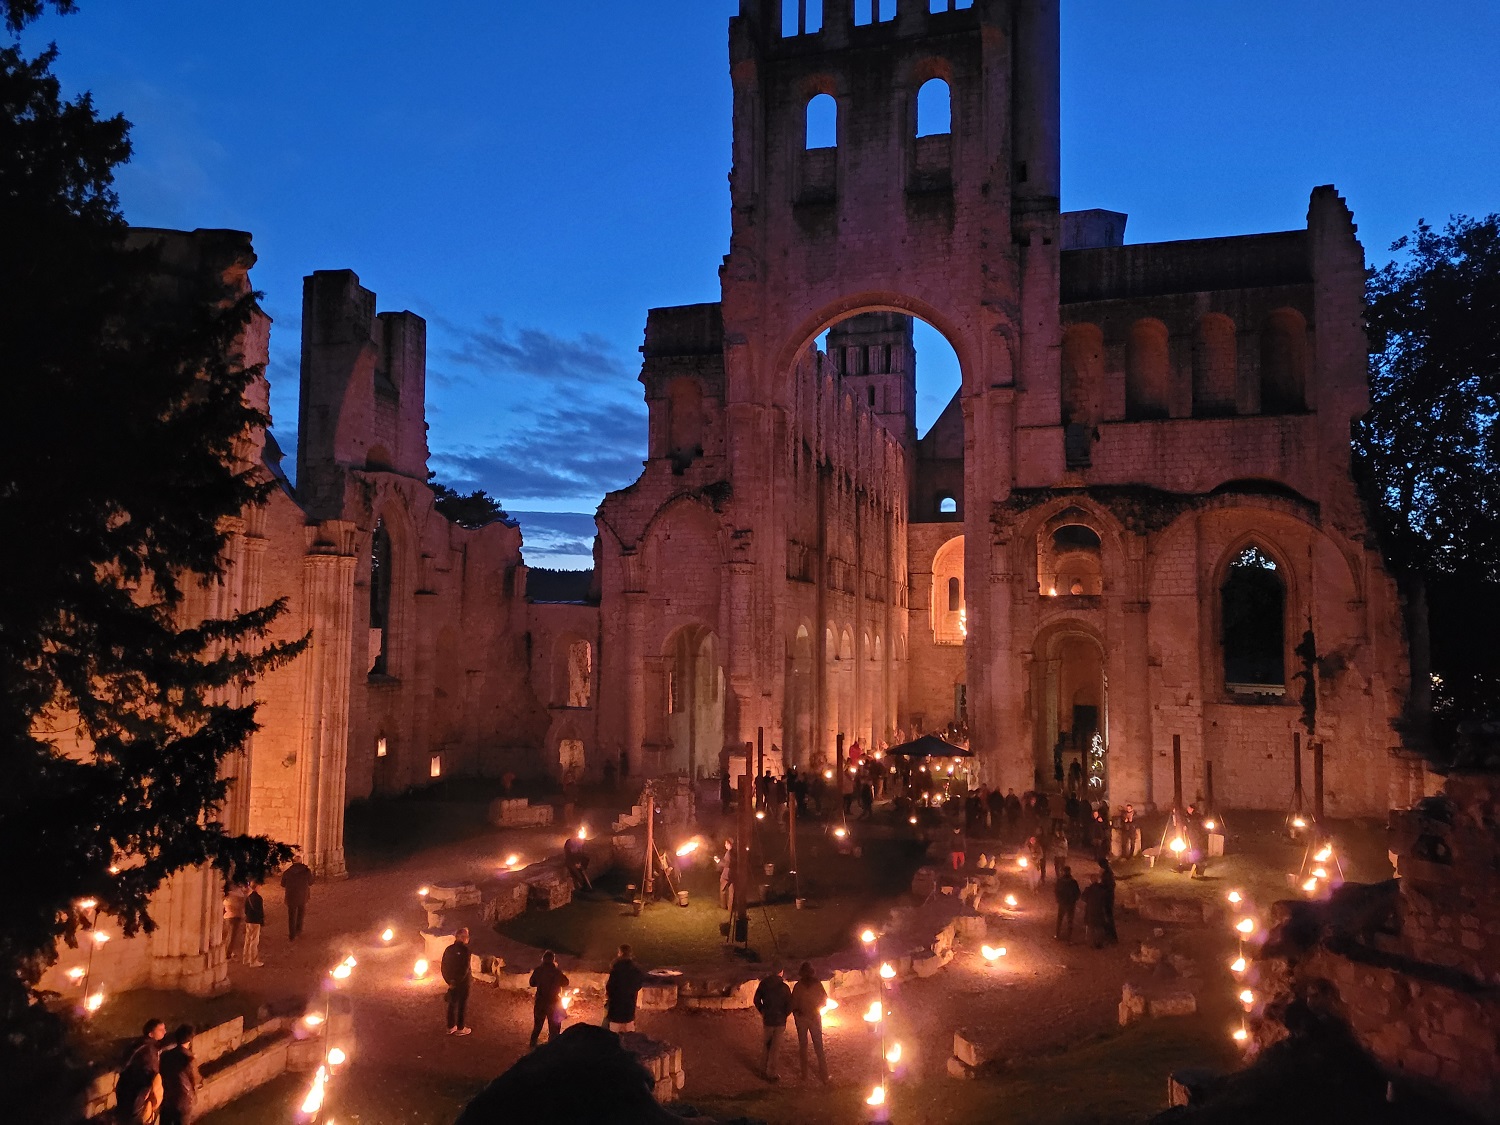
left=753, top=964, right=793, bottom=1081
left=242, top=881, right=265, bottom=967
left=1054, top=864, right=1081, bottom=943
left=279, top=853, right=313, bottom=941
left=528, top=950, right=570, bottom=1048
left=604, top=944, right=647, bottom=1033
left=442, top=927, right=474, bottom=1036
left=115, top=1019, right=166, bottom=1123
left=158, top=1024, right=202, bottom=1125
left=1081, top=875, right=1108, bottom=949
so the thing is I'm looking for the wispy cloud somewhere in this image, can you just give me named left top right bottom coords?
left=433, top=314, right=630, bottom=387
left=429, top=399, right=646, bottom=505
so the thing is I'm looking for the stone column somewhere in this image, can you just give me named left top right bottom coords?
left=298, top=547, right=356, bottom=879
left=622, top=590, right=646, bottom=778
left=1120, top=600, right=1152, bottom=808
left=149, top=864, right=228, bottom=997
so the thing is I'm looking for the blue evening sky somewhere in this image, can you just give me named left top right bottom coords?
left=19, top=2, right=1500, bottom=569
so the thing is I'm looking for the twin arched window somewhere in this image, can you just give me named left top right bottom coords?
left=803, top=75, right=952, bottom=152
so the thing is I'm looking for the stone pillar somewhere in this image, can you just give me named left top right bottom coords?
left=622, top=590, right=646, bottom=777
left=298, top=548, right=355, bottom=879
left=149, top=864, right=228, bottom=997
left=1120, top=600, right=1152, bottom=808
left=725, top=560, right=756, bottom=751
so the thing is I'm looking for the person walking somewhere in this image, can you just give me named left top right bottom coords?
left=158, top=1024, right=202, bottom=1125
left=115, top=1019, right=166, bottom=1124
left=1054, top=865, right=1081, bottom=943
left=528, top=950, right=570, bottom=1048
left=279, top=853, right=313, bottom=942
left=1048, top=823, right=1070, bottom=881
left=752, top=963, right=793, bottom=1082
left=222, top=882, right=246, bottom=962
left=604, top=944, right=648, bottom=1033
left=790, top=962, right=830, bottom=1083
left=1081, top=875, right=1107, bottom=949
left=441, top=927, right=473, bottom=1036
left=948, top=824, right=967, bottom=872
left=241, top=881, right=265, bottom=967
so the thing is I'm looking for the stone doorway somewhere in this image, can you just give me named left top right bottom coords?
left=1033, top=629, right=1108, bottom=797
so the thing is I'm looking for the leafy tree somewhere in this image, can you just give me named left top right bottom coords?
left=429, top=477, right=510, bottom=529
left=1357, top=215, right=1500, bottom=754
left=2, top=0, right=74, bottom=34
left=0, top=41, right=303, bottom=1119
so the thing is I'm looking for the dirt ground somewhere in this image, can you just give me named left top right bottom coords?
left=196, top=806, right=1388, bottom=1124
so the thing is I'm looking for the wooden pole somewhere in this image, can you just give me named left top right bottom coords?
left=1171, top=734, right=1183, bottom=812
left=835, top=732, right=845, bottom=807
left=1292, top=733, right=1304, bottom=810
left=1313, top=741, right=1325, bottom=822
left=756, top=727, right=765, bottom=807
left=641, top=792, right=655, bottom=900
left=788, top=787, right=800, bottom=902
left=735, top=758, right=752, bottom=943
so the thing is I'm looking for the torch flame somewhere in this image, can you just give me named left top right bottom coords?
left=981, top=945, right=1006, bottom=962
left=1315, top=845, right=1333, bottom=862
left=505, top=854, right=521, bottom=868
left=1230, top=956, right=1248, bottom=974
left=1233, top=1027, right=1249, bottom=1044
left=84, top=991, right=104, bottom=1013
left=381, top=927, right=394, bottom=942
left=1292, top=817, right=1307, bottom=829
left=863, top=1001, right=882, bottom=1024
left=675, top=840, right=700, bottom=858
left=418, top=886, right=429, bottom=897
left=77, top=898, right=97, bottom=911
left=886, top=1042, right=902, bottom=1065
left=1236, top=918, right=1256, bottom=935
left=1004, top=894, right=1019, bottom=908
left=1227, top=890, right=1243, bottom=905
left=1238, top=989, right=1255, bottom=1005
left=92, top=931, right=110, bottom=946
left=413, top=958, right=429, bottom=979
left=303, top=1013, right=325, bottom=1028
left=867, top=1085, right=886, bottom=1107
left=300, top=1066, right=327, bottom=1115
left=879, top=962, right=895, bottom=980
left=860, top=929, right=877, bottom=944
left=327, top=1047, right=347, bottom=1067
left=577, top=825, right=588, bottom=840
left=1169, top=836, right=1187, bottom=855
left=820, top=998, right=838, bottom=1015
left=1302, top=877, right=1319, bottom=893
left=1017, top=856, right=1029, bottom=869
left=67, top=967, right=85, bottom=981
left=834, top=827, right=848, bottom=839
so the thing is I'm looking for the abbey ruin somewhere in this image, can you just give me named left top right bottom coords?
left=53, top=0, right=1424, bottom=1001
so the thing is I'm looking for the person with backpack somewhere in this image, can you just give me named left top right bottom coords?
left=441, top=927, right=473, bottom=1036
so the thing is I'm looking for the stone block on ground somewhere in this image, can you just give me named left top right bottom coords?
left=912, top=948, right=952, bottom=978
left=953, top=1027, right=1001, bottom=1069
left=946, top=1055, right=977, bottom=1080
left=954, top=911, right=987, bottom=940
left=1148, top=990, right=1198, bottom=1018
left=1119, top=983, right=1148, bottom=1027
left=525, top=871, right=574, bottom=911
left=483, top=879, right=529, bottom=923
left=426, top=881, right=481, bottom=909
left=619, top=1032, right=685, bottom=1103
left=911, top=866, right=939, bottom=898
left=1169, top=1067, right=1222, bottom=1107
left=1132, top=890, right=1206, bottom=925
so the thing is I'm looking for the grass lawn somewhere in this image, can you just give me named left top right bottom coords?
left=1123, top=809, right=1392, bottom=911
left=497, top=830, right=927, bottom=965
left=70, top=987, right=262, bottom=1069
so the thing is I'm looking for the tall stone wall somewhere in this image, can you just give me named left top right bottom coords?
left=1257, top=770, right=1500, bottom=1120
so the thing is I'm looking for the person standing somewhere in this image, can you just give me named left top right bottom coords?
left=279, top=853, right=313, bottom=942
left=115, top=1019, right=166, bottom=1124
left=752, top=963, right=793, bottom=1082
left=528, top=950, right=570, bottom=1048
left=441, top=927, right=473, bottom=1036
left=242, top=881, right=265, bottom=967
left=948, top=824, right=967, bottom=872
left=604, top=944, right=647, bottom=1033
left=1081, top=875, right=1107, bottom=949
left=718, top=839, right=736, bottom=910
left=222, top=882, right=246, bottom=962
left=1048, top=823, right=1070, bottom=882
left=1098, top=857, right=1118, bottom=945
left=1054, top=865, right=1081, bottom=943
left=790, top=962, right=830, bottom=1083
left=1120, top=803, right=1140, bottom=859
left=158, top=1024, right=202, bottom=1125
